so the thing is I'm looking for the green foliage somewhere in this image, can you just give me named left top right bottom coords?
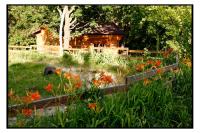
left=8, top=6, right=60, bottom=46
left=98, top=5, right=192, bottom=57
left=8, top=5, right=192, bottom=58
left=139, top=6, right=192, bottom=58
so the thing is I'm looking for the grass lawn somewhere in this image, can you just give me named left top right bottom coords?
left=8, top=51, right=63, bottom=100
left=8, top=50, right=137, bottom=103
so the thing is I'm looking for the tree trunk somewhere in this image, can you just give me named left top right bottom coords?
left=58, top=8, right=65, bottom=56
left=58, top=6, right=68, bottom=56
left=64, top=9, right=70, bottom=49
left=58, top=6, right=76, bottom=54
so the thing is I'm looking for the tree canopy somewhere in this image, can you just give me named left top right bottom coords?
left=8, top=5, right=192, bottom=57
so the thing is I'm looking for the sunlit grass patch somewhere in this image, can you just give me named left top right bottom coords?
left=8, top=50, right=60, bottom=65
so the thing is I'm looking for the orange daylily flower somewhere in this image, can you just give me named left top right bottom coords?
left=143, top=78, right=151, bottom=86
left=73, top=74, right=81, bottom=81
left=22, top=108, right=32, bottom=117
left=75, top=81, right=82, bottom=89
left=155, top=60, right=161, bottom=67
left=93, top=79, right=101, bottom=87
left=22, top=96, right=32, bottom=104
left=136, top=64, right=145, bottom=72
left=44, top=83, right=53, bottom=92
left=64, top=72, right=72, bottom=80
left=156, top=68, right=162, bottom=74
left=88, top=103, right=97, bottom=110
left=183, top=58, right=192, bottom=68
left=30, top=91, right=41, bottom=101
left=100, top=74, right=113, bottom=84
left=55, top=68, right=62, bottom=75
left=146, top=60, right=154, bottom=65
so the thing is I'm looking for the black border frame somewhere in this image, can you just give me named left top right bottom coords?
left=6, top=4, right=194, bottom=129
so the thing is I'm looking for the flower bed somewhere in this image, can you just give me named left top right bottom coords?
left=8, top=49, right=184, bottom=127
left=8, top=61, right=178, bottom=118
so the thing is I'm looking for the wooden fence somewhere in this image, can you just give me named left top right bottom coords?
left=8, top=62, right=178, bottom=117
left=9, top=45, right=167, bottom=56
left=64, top=48, right=88, bottom=53
left=8, top=45, right=37, bottom=51
left=129, top=50, right=165, bottom=54
left=64, top=47, right=129, bottom=55
left=126, top=63, right=178, bottom=85
left=8, top=46, right=129, bottom=55
left=8, top=84, right=129, bottom=117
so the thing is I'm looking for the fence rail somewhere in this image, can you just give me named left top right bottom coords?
left=8, top=84, right=129, bottom=117
left=64, top=47, right=129, bottom=55
left=64, top=48, right=166, bottom=56
left=9, top=46, right=167, bottom=56
left=126, top=63, right=178, bottom=85
left=9, top=45, right=37, bottom=51
left=128, top=50, right=167, bottom=57
left=128, top=50, right=165, bottom=54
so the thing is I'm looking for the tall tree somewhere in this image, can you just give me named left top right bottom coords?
left=8, top=6, right=60, bottom=46
left=143, top=6, right=192, bottom=57
left=57, top=6, right=77, bottom=48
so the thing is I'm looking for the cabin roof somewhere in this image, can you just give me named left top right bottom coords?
left=32, top=27, right=47, bottom=35
left=32, top=23, right=124, bottom=36
left=85, top=23, right=124, bottom=35
left=32, top=29, right=41, bottom=35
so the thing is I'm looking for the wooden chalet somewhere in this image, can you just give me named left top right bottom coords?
left=70, top=23, right=124, bottom=48
left=32, top=23, right=125, bottom=54
left=32, top=26, right=60, bottom=53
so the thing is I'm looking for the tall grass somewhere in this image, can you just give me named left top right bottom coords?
left=63, top=50, right=129, bottom=68
left=10, top=63, right=192, bottom=128
left=63, top=50, right=142, bottom=76
left=8, top=50, right=60, bottom=65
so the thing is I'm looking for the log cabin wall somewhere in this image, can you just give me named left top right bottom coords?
left=69, top=34, right=123, bottom=48
left=33, top=26, right=61, bottom=53
left=33, top=27, right=60, bottom=46
left=33, top=23, right=124, bottom=53
left=69, top=23, right=124, bottom=48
